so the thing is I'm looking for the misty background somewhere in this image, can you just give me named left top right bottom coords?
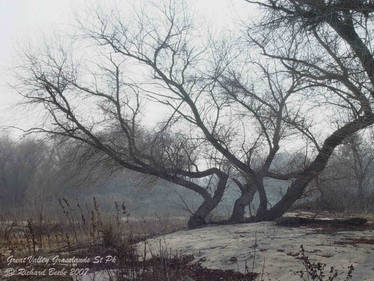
left=1, top=0, right=374, bottom=222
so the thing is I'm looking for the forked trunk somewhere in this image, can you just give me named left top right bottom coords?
left=187, top=173, right=228, bottom=229
left=229, top=187, right=256, bottom=223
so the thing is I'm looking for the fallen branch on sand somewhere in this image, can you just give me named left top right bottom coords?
left=276, top=217, right=367, bottom=227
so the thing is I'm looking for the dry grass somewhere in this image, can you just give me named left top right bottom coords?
left=0, top=199, right=366, bottom=281
left=2, top=188, right=370, bottom=281
left=0, top=198, right=187, bottom=257
left=0, top=198, right=258, bottom=281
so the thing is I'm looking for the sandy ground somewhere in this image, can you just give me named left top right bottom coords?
left=138, top=221, right=374, bottom=281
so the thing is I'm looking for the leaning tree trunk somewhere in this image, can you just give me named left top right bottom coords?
left=264, top=115, right=374, bottom=221
left=187, top=173, right=228, bottom=229
left=254, top=178, right=268, bottom=220
left=188, top=199, right=220, bottom=229
left=229, top=182, right=256, bottom=223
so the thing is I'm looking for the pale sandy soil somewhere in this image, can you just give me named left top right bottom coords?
left=139, top=220, right=374, bottom=281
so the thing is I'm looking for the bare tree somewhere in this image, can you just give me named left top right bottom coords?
left=82, top=2, right=318, bottom=222
left=235, top=0, right=374, bottom=219
left=14, top=2, right=233, bottom=228
left=15, top=0, right=374, bottom=225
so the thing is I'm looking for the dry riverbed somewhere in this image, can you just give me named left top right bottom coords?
left=139, top=217, right=374, bottom=281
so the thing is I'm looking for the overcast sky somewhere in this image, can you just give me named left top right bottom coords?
left=0, top=0, right=76, bottom=135
left=0, top=0, right=252, bottom=137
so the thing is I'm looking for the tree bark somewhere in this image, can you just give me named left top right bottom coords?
left=187, top=199, right=216, bottom=228
left=187, top=173, right=228, bottom=229
left=265, top=115, right=374, bottom=220
left=255, top=177, right=268, bottom=219
left=229, top=186, right=256, bottom=223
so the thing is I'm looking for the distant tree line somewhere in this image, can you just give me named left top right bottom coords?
left=1, top=131, right=373, bottom=218
left=0, top=136, right=111, bottom=215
